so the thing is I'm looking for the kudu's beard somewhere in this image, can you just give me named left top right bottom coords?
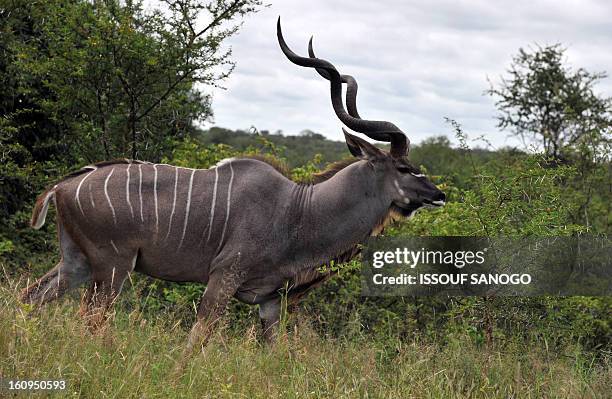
left=391, top=200, right=424, bottom=218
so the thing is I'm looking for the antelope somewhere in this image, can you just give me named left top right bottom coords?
left=21, top=19, right=445, bottom=346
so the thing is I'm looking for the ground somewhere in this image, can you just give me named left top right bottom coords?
left=0, top=279, right=609, bottom=398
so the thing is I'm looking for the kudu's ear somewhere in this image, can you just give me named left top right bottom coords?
left=343, top=128, right=384, bottom=160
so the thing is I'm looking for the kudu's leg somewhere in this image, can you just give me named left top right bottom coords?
left=186, top=252, right=244, bottom=353
left=21, top=224, right=91, bottom=305
left=186, top=257, right=245, bottom=353
left=173, top=268, right=241, bottom=376
left=259, top=298, right=281, bottom=343
left=79, top=252, right=134, bottom=332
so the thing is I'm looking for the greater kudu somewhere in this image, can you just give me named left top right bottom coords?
left=21, top=19, right=445, bottom=346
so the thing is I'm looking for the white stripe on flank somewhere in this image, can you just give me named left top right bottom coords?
left=153, top=164, right=159, bottom=233
left=206, top=167, right=219, bottom=243
left=104, top=168, right=117, bottom=225
left=126, top=164, right=134, bottom=219
left=165, top=167, right=179, bottom=241
left=217, top=161, right=234, bottom=253
left=110, top=240, right=119, bottom=254
left=138, top=164, right=144, bottom=223
left=75, top=170, right=95, bottom=216
left=178, top=169, right=196, bottom=249
left=88, top=182, right=95, bottom=208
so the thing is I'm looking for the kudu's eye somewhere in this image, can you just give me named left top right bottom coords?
left=397, top=166, right=412, bottom=174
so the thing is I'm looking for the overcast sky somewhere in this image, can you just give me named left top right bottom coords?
left=205, top=0, right=612, bottom=148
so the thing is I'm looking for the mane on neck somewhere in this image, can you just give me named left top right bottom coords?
left=311, top=158, right=360, bottom=183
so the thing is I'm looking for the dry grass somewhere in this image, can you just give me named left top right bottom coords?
left=0, top=278, right=609, bottom=399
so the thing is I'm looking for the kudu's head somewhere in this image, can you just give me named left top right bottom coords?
left=277, top=18, right=446, bottom=216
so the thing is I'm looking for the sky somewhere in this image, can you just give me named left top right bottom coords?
left=203, top=0, right=612, bottom=148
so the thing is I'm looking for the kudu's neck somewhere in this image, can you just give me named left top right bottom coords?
left=292, top=161, right=391, bottom=256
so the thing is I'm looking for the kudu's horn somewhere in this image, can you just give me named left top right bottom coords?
left=308, top=37, right=361, bottom=119
left=276, top=17, right=409, bottom=158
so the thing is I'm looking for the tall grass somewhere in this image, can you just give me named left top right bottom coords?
left=1, top=278, right=609, bottom=398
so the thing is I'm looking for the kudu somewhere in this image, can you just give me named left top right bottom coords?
left=21, top=19, right=445, bottom=346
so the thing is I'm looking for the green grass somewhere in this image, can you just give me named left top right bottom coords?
left=1, top=279, right=609, bottom=398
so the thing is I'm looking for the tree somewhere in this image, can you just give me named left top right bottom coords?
left=7, top=0, right=261, bottom=162
left=487, top=44, right=611, bottom=161
left=1, top=0, right=75, bottom=225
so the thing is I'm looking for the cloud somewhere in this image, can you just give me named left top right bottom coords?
left=205, top=0, right=612, bottom=148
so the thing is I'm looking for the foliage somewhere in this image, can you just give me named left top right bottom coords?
left=487, top=43, right=611, bottom=161
left=1, top=0, right=75, bottom=231
left=290, top=153, right=324, bottom=183
left=408, top=135, right=495, bottom=189
left=198, top=126, right=348, bottom=167
left=392, top=159, right=584, bottom=236
left=165, top=139, right=241, bottom=169
left=488, top=45, right=612, bottom=232
left=2, top=0, right=261, bottom=162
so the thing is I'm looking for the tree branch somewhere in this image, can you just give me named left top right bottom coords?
left=192, top=0, right=245, bottom=42
left=135, top=0, right=246, bottom=122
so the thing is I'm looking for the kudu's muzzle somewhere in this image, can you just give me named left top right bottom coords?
left=418, top=180, right=446, bottom=207
left=423, top=190, right=446, bottom=207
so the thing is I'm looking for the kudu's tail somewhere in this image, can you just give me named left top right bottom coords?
left=31, top=186, right=57, bottom=229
